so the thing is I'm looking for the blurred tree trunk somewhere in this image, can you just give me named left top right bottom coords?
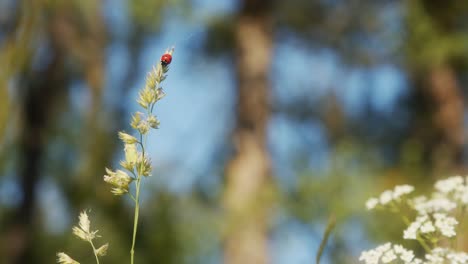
left=0, top=3, right=58, bottom=263
left=6, top=33, right=66, bottom=264
left=412, top=65, right=465, bottom=174
left=406, top=0, right=467, bottom=176
left=223, top=1, right=273, bottom=264
left=8, top=51, right=66, bottom=264
left=4, top=2, right=107, bottom=262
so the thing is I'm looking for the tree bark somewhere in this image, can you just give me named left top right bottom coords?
left=406, top=0, right=466, bottom=175
left=424, top=65, right=464, bottom=172
left=7, top=40, right=66, bottom=264
left=4, top=2, right=99, bottom=262
left=223, top=1, right=273, bottom=264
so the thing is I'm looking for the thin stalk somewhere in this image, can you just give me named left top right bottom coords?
left=401, top=215, right=431, bottom=252
left=130, top=176, right=141, bottom=264
left=128, top=61, right=165, bottom=263
left=416, top=235, right=432, bottom=252
left=90, top=240, right=100, bottom=264
left=316, top=215, right=336, bottom=264
left=131, top=134, right=146, bottom=264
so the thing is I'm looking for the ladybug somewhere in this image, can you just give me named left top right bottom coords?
left=160, top=53, right=172, bottom=66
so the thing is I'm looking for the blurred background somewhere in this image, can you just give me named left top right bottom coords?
left=1, top=0, right=468, bottom=263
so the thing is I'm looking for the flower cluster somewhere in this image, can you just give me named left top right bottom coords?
left=410, top=196, right=456, bottom=215
left=425, top=248, right=468, bottom=264
left=403, top=213, right=458, bottom=240
left=360, top=244, right=468, bottom=264
left=365, top=185, right=414, bottom=210
left=360, top=176, right=468, bottom=264
left=434, top=176, right=468, bottom=205
left=359, top=243, right=417, bottom=264
left=57, top=211, right=108, bottom=264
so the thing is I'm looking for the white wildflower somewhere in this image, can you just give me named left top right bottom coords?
left=434, top=176, right=463, bottom=194
left=366, top=197, right=379, bottom=210
left=368, top=184, right=415, bottom=210
left=420, top=221, right=435, bottom=234
left=359, top=243, right=417, bottom=264
left=394, top=245, right=415, bottom=263
left=404, top=215, right=428, bottom=240
left=380, top=190, right=393, bottom=205
left=453, top=180, right=468, bottom=205
left=404, top=213, right=458, bottom=240
left=362, top=176, right=468, bottom=264
left=425, top=248, right=468, bottom=264
left=403, top=216, right=422, bottom=240
left=447, top=251, right=468, bottom=263
left=411, top=196, right=456, bottom=214
left=393, top=185, right=414, bottom=199
left=381, top=250, right=397, bottom=263
left=425, top=248, right=446, bottom=263
left=433, top=213, right=457, bottom=237
left=360, top=243, right=390, bottom=264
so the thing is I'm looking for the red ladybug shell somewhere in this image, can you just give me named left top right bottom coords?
left=161, top=53, right=172, bottom=66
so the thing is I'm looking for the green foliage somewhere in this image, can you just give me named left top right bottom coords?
left=405, top=0, right=468, bottom=68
